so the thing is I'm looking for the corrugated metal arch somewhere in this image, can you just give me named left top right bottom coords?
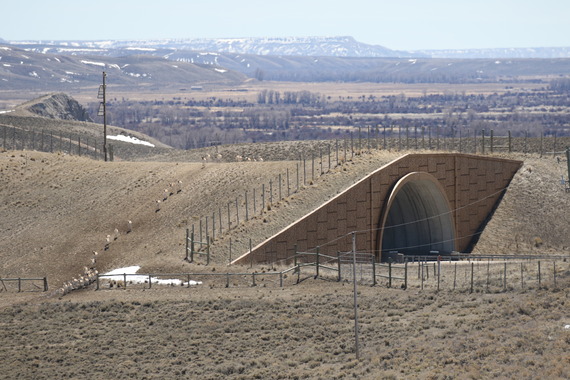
left=377, top=172, right=456, bottom=261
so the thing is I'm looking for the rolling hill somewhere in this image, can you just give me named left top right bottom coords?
left=0, top=44, right=246, bottom=91
left=4, top=39, right=570, bottom=88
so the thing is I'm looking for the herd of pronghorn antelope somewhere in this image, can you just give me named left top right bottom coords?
left=57, top=178, right=185, bottom=296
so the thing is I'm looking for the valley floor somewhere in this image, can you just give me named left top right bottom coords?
left=0, top=278, right=569, bottom=379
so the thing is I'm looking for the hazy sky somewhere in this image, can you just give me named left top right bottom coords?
left=2, top=0, right=568, bottom=50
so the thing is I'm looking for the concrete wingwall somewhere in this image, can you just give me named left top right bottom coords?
left=233, top=153, right=522, bottom=265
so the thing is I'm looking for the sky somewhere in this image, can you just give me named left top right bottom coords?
left=2, top=0, right=568, bottom=51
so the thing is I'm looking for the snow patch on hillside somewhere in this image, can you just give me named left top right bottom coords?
left=107, top=134, right=155, bottom=147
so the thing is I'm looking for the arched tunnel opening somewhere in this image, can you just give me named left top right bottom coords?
left=379, top=172, right=456, bottom=261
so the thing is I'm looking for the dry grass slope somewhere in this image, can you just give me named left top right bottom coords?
left=1, top=146, right=569, bottom=379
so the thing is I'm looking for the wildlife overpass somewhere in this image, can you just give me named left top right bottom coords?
left=233, top=153, right=522, bottom=264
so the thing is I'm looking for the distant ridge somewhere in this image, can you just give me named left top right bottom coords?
left=10, top=36, right=570, bottom=59
left=3, top=38, right=570, bottom=88
left=418, top=46, right=570, bottom=59
left=11, top=36, right=417, bottom=58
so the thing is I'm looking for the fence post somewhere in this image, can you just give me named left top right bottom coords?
left=227, top=201, right=232, bottom=230
left=279, top=272, right=283, bottom=288
left=319, top=147, right=323, bottom=175
left=481, top=129, right=485, bottom=155
left=470, top=262, right=474, bottom=293
left=538, top=261, right=541, bottom=288
left=149, top=274, right=153, bottom=289
left=315, top=246, right=320, bottom=279
left=303, top=159, right=306, bottom=186
left=206, top=236, right=210, bottom=265
left=372, top=256, right=376, bottom=286
left=421, top=263, right=424, bottom=290
left=43, top=277, right=48, bottom=292
left=96, top=274, right=100, bottom=290
left=311, top=154, right=315, bottom=182
left=404, top=262, right=408, bottom=290
left=490, top=129, right=494, bottom=153
left=453, top=262, right=457, bottom=290
left=520, top=263, right=524, bottom=289
left=18, top=278, right=21, bottom=292
left=199, top=218, right=203, bottom=248
left=185, top=228, right=189, bottom=260
left=245, top=191, right=249, bottom=221
left=219, top=208, right=223, bottom=235
left=486, top=260, right=490, bottom=292
left=249, top=239, right=253, bottom=269
left=437, top=259, right=441, bottom=292
left=503, top=261, right=507, bottom=291
left=190, top=231, right=195, bottom=262
left=296, top=163, right=299, bottom=192
left=337, top=251, right=342, bottom=281
left=287, top=168, right=290, bottom=197
left=388, top=262, right=392, bottom=288
left=123, top=273, right=127, bottom=289
left=553, top=261, right=557, bottom=288
left=235, top=198, right=239, bottom=225
left=212, top=212, right=216, bottom=241
left=294, top=244, right=298, bottom=269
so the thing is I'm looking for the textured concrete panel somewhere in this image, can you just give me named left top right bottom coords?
left=232, top=153, right=522, bottom=265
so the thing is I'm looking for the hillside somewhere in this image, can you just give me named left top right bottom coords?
left=1, top=144, right=569, bottom=292
left=14, top=92, right=92, bottom=121
left=0, top=44, right=246, bottom=91
left=1, top=145, right=569, bottom=379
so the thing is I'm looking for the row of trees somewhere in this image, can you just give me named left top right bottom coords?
left=88, top=84, right=570, bottom=149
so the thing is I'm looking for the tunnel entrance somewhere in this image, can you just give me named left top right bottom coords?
left=379, top=172, right=456, bottom=261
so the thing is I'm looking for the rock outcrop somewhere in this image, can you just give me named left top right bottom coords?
left=19, top=93, right=93, bottom=122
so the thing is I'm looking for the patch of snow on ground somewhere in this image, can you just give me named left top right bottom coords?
left=101, top=266, right=202, bottom=286
left=81, top=60, right=106, bottom=67
left=214, top=68, right=227, bottom=73
left=126, top=47, right=157, bottom=51
left=107, top=134, right=155, bottom=147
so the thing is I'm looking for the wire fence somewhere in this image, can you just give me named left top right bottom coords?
left=93, top=253, right=569, bottom=293
left=0, top=277, right=48, bottom=293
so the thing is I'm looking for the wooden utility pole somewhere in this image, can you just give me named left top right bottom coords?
left=98, top=72, right=108, bottom=161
